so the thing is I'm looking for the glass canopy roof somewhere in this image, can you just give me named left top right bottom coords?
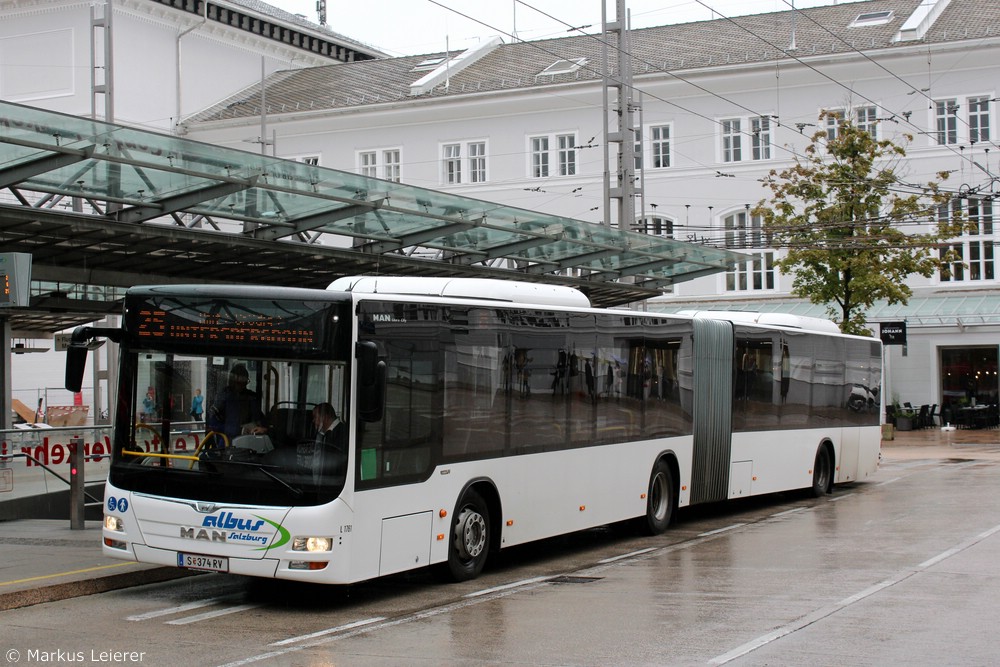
left=0, top=100, right=742, bottom=311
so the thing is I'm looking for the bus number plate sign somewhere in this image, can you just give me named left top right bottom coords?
left=177, top=552, right=229, bottom=572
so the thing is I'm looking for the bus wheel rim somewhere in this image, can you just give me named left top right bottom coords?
left=455, top=508, right=486, bottom=560
left=651, top=471, right=668, bottom=521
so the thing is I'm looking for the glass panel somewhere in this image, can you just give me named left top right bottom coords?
left=0, top=101, right=743, bottom=288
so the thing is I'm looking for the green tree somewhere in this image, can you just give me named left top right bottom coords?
left=755, top=111, right=966, bottom=335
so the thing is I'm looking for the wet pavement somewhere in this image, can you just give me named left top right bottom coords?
left=1, top=426, right=998, bottom=611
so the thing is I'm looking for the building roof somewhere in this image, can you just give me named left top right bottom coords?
left=185, top=0, right=1000, bottom=125
left=144, top=0, right=386, bottom=61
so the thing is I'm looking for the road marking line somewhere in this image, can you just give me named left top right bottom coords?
left=166, top=603, right=262, bottom=625
left=463, top=576, right=549, bottom=598
left=127, top=596, right=236, bottom=621
left=598, top=547, right=658, bottom=563
left=270, top=617, right=386, bottom=646
left=0, top=562, right=137, bottom=587
left=770, top=508, right=807, bottom=517
left=698, top=523, right=746, bottom=537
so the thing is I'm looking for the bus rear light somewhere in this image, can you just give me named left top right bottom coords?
left=104, top=537, right=127, bottom=550
left=289, top=561, right=328, bottom=571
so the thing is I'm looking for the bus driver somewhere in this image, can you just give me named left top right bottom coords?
left=206, top=364, right=267, bottom=441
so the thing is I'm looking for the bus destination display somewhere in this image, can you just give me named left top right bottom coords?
left=129, top=301, right=324, bottom=351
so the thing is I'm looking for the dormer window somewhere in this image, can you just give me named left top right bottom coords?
left=850, top=10, right=893, bottom=27
left=538, top=58, right=587, bottom=77
left=412, top=57, right=446, bottom=72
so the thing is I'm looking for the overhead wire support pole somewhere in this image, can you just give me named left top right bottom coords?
left=602, top=0, right=640, bottom=232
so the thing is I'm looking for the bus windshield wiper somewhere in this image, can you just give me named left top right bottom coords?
left=209, top=458, right=303, bottom=497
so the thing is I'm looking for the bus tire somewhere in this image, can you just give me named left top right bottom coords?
left=642, top=459, right=675, bottom=535
left=811, top=445, right=833, bottom=497
left=446, top=488, right=490, bottom=582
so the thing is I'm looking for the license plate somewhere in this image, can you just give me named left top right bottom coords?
left=177, top=552, right=229, bottom=572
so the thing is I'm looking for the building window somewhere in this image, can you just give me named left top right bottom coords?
left=935, top=99, right=959, bottom=145
left=383, top=150, right=401, bottom=182
left=638, top=215, right=674, bottom=237
left=557, top=134, right=576, bottom=176
left=468, top=142, right=486, bottom=183
left=529, top=133, right=577, bottom=178
left=724, top=210, right=775, bottom=291
left=850, top=10, right=893, bottom=27
left=441, top=141, right=488, bottom=185
left=359, top=151, right=377, bottom=177
left=722, top=119, right=742, bottom=162
left=724, top=210, right=769, bottom=249
left=651, top=125, right=671, bottom=168
left=939, top=199, right=995, bottom=282
left=538, top=58, right=587, bottom=76
left=358, top=149, right=402, bottom=181
left=855, top=106, right=878, bottom=138
left=751, top=116, right=771, bottom=160
left=727, top=252, right=776, bottom=292
left=530, top=136, right=549, bottom=178
left=825, top=109, right=845, bottom=141
left=969, top=96, right=991, bottom=144
left=297, top=155, right=319, bottom=166
left=443, top=144, right=462, bottom=184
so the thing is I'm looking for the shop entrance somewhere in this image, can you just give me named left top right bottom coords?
left=940, top=346, right=999, bottom=425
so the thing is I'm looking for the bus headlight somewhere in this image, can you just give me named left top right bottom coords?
left=104, top=515, right=125, bottom=532
left=292, top=537, right=332, bottom=552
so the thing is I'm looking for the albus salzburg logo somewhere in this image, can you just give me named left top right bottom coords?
left=179, top=511, right=290, bottom=550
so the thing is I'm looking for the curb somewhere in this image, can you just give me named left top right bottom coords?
left=0, top=567, right=203, bottom=612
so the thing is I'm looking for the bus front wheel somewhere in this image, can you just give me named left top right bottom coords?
left=642, top=459, right=675, bottom=535
left=446, top=488, right=490, bottom=582
left=811, top=445, right=833, bottom=497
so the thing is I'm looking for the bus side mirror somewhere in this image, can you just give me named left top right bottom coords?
left=356, top=341, right=386, bottom=423
left=64, top=325, right=119, bottom=393
left=65, top=344, right=89, bottom=393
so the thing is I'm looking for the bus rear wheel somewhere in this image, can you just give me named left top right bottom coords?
left=642, top=460, right=675, bottom=535
left=811, top=445, right=833, bottom=497
left=446, top=488, right=490, bottom=582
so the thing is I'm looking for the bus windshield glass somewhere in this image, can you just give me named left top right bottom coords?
left=112, top=351, right=348, bottom=507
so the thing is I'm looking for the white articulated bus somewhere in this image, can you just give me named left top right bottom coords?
left=66, top=277, right=882, bottom=584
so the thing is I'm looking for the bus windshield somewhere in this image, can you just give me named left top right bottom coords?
left=112, top=351, right=348, bottom=507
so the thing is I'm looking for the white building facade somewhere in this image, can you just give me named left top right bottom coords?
left=0, top=0, right=383, bottom=131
